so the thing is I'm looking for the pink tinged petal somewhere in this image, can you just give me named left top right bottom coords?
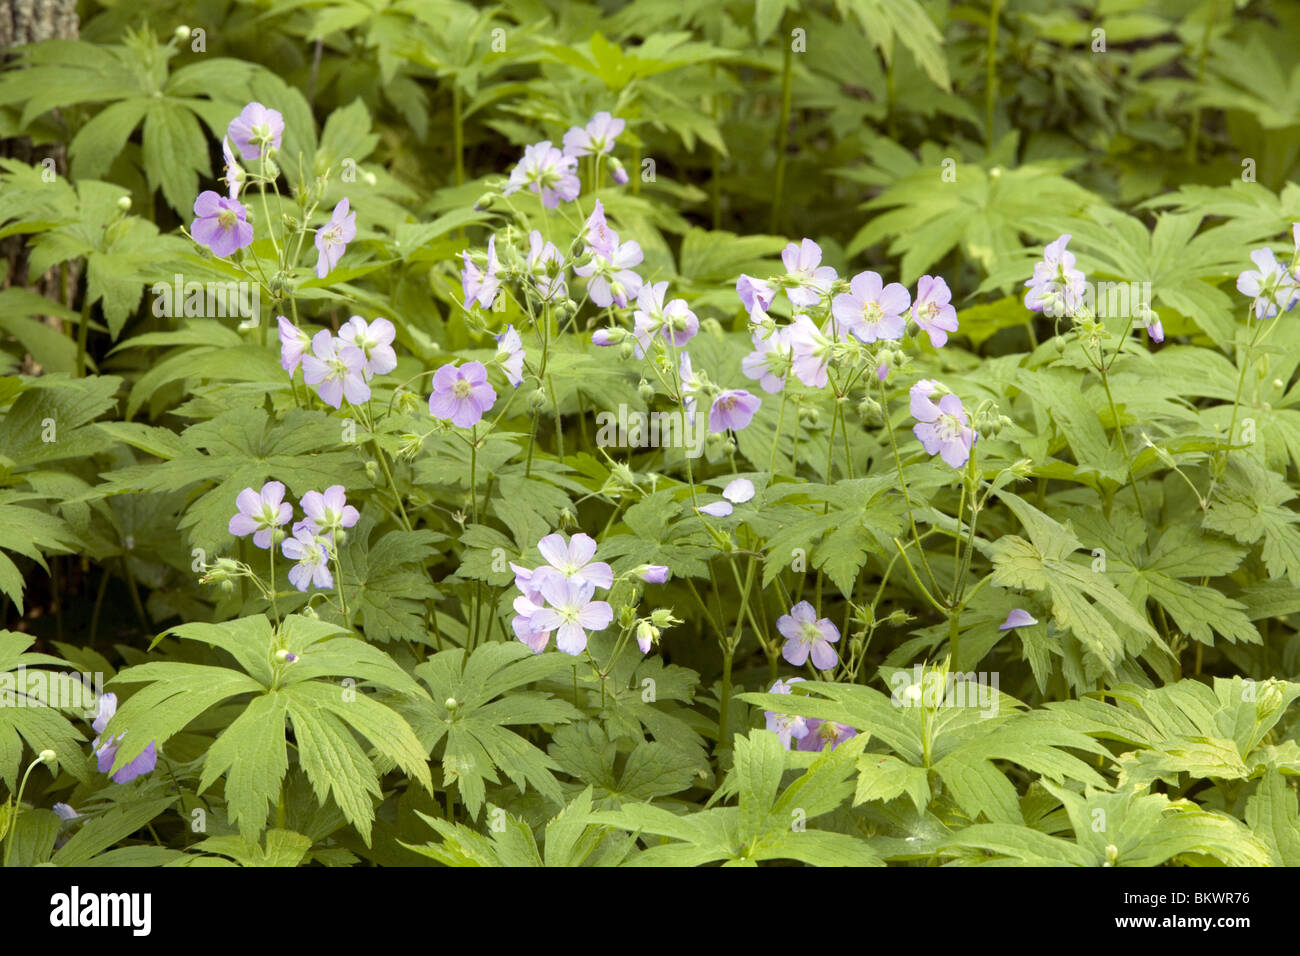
left=537, top=533, right=571, bottom=570
left=578, top=562, right=613, bottom=590
left=576, top=600, right=613, bottom=631
left=229, top=513, right=259, bottom=537
left=316, top=377, right=344, bottom=409
left=261, top=481, right=286, bottom=507
left=429, top=389, right=458, bottom=419
left=809, top=641, right=838, bottom=671
left=1000, top=609, right=1038, bottom=630
left=555, top=622, right=588, bottom=656
left=723, top=478, right=755, bottom=503
left=235, top=487, right=263, bottom=516
left=782, top=638, right=811, bottom=666
left=567, top=533, right=598, bottom=566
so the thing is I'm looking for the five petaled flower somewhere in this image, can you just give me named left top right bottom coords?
left=777, top=601, right=841, bottom=670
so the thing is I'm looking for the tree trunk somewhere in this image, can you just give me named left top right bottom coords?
left=1, top=0, right=81, bottom=374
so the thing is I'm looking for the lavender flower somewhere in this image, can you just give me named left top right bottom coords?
left=281, top=526, right=333, bottom=591
left=912, top=275, right=959, bottom=347
left=912, top=384, right=976, bottom=469
left=91, top=693, right=157, bottom=784
left=462, top=235, right=502, bottom=310
left=737, top=274, right=776, bottom=320
left=575, top=229, right=643, bottom=308
left=742, top=327, right=793, bottom=394
left=221, top=138, right=244, bottom=199
left=536, top=532, right=613, bottom=589
left=798, top=719, right=858, bottom=752
left=429, top=361, right=496, bottom=428
left=562, top=111, right=625, bottom=158
left=301, top=330, right=370, bottom=408
left=832, top=270, right=910, bottom=343
left=786, top=315, right=834, bottom=388
left=512, top=591, right=552, bottom=653
left=338, top=316, right=397, bottom=378
left=227, top=102, right=284, bottom=161
left=1023, top=234, right=1086, bottom=316
left=583, top=200, right=618, bottom=258
left=526, top=230, right=566, bottom=299
left=782, top=238, right=837, bottom=307
left=1236, top=248, right=1300, bottom=320
left=191, top=191, right=253, bottom=258
left=52, top=802, right=79, bottom=821
left=300, top=485, right=360, bottom=536
left=228, top=481, right=292, bottom=548
left=709, top=390, right=760, bottom=433
left=764, top=678, right=810, bottom=749
left=503, top=140, right=580, bottom=209
left=632, top=282, right=698, bottom=356
left=278, top=315, right=311, bottom=374
left=777, top=601, right=841, bottom=670
left=314, top=198, right=357, bottom=279
left=495, top=325, right=526, bottom=387
left=528, top=575, right=614, bottom=655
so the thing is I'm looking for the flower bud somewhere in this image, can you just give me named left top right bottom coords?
left=38, top=749, right=57, bottom=766
left=275, top=649, right=298, bottom=664
left=650, top=608, right=681, bottom=628
left=116, top=195, right=132, bottom=212
left=174, top=25, right=192, bottom=41
left=474, top=193, right=496, bottom=211
left=445, top=697, right=459, bottom=711
left=608, top=157, right=628, bottom=185
left=638, top=379, right=655, bottom=403
left=302, top=604, right=319, bottom=620
left=558, top=508, right=577, bottom=530
left=365, top=460, right=379, bottom=482
left=636, top=620, right=659, bottom=649
left=619, top=341, right=635, bottom=361
left=527, top=388, right=547, bottom=412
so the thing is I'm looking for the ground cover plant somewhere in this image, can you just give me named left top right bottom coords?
left=0, top=0, right=1299, bottom=869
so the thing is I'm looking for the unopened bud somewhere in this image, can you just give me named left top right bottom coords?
left=174, top=25, right=192, bottom=41
left=116, top=195, right=132, bottom=212
left=474, top=193, right=496, bottom=211
left=38, top=749, right=57, bottom=766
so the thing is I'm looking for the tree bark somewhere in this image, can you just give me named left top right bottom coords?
left=1, top=0, right=80, bottom=373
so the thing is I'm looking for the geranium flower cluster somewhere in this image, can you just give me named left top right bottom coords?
left=511, top=532, right=614, bottom=655
left=501, top=111, right=630, bottom=209
left=279, top=315, right=396, bottom=408
left=736, top=238, right=959, bottom=397
left=1023, top=233, right=1165, bottom=343
left=763, top=679, right=858, bottom=752
left=192, top=101, right=358, bottom=283
left=227, top=480, right=359, bottom=591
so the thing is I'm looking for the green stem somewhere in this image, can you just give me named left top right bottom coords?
left=770, top=35, right=794, bottom=234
